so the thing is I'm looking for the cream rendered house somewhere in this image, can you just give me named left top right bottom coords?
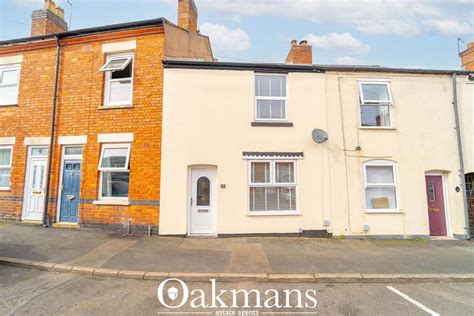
left=160, top=59, right=472, bottom=239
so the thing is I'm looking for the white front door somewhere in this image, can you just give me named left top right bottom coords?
left=23, top=148, right=48, bottom=221
left=189, top=169, right=216, bottom=236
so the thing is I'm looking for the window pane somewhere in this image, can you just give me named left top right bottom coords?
left=31, top=148, right=48, bottom=156
left=276, top=162, right=294, bottom=183
left=109, top=80, right=132, bottom=103
left=1, top=69, right=18, bottom=85
left=102, top=58, right=131, bottom=72
left=250, top=187, right=266, bottom=211
left=278, top=187, right=296, bottom=210
left=196, top=177, right=210, bottom=206
left=266, top=187, right=278, bottom=210
left=366, top=166, right=394, bottom=184
left=101, top=147, right=128, bottom=169
left=270, top=76, right=286, bottom=97
left=257, top=100, right=286, bottom=119
left=0, top=86, right=19, bottom=105
left=0, top=169, right=10, bottom=187
left=360, top=104, right=390, bottom=127
left=0, top=148, right=11, bottom=166
left=111, top=62, right=133, bottom=80
left=366, top=187, right=397, bottom=209
left=251, top=162, right=270, bottom=183
left=361, top=84, right=390, bottom=102
left=65, top=147, right=83, bottom=155
left=101, top=172, right=129, bottom=198
left=256, top=75, right=286, bottom=97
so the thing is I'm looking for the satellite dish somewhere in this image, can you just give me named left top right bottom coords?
left=312, top=129, right=328, bottom=144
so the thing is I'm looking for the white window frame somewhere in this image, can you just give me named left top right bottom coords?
left=102, top=53, right=134, bottom=107
left=358, top=80, right=393, bottom=129
left=98, top=143, right=131, bottom=201
left=100, top=56, right=133, bottom=72
left=363, top=160, right=400, bottom=213
left=254, top=73, right=288, bottom=122
left=0, top=145, right=13, bottom=190
left=248, top=159, right=299, bottom=216
left=0, top=64, right=21, bottom=106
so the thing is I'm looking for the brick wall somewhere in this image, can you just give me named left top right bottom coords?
left=285, top=40, right=313, bottom=65
left=460, top=43, right=474, bottom=71
left=0, top=44, right=57, bottom=220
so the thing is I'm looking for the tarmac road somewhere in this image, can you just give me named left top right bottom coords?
left=1, top=266, right=473, bottom=315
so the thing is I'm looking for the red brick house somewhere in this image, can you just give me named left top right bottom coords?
left=0, top=0, right=212, bottom=234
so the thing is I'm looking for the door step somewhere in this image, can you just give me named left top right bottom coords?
left=53, top=223, right=79, bottom=228
left=430, top=236, right=456, bottom=241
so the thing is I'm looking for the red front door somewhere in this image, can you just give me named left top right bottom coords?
left=425, top=175, right=447, bottom=236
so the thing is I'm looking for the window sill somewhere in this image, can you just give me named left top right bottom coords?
left=359, top=127, right=396, bottom=130
left=93, top=200, right=130, bottom=206
left=251, top=122, right=294, bottom=127
left=365, top=209, right=402, bottom=214
left=0, top=188, right=11, bottom=191
left=99, top=104, right=133, bottom=110
left=247, top=211, right=301, bottom=216
left=0, top=104, right=18, bottom=107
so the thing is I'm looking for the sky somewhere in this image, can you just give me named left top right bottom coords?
left=1, top=0, right=473, bottom=69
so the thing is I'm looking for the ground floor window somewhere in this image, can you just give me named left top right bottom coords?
left=248, top=160, right=297, bottom=213
left=364, top=160, right=398, bottom=211
left=98, top=144, right=131, bottom=200
left=0, top=146, right=12, bottom=189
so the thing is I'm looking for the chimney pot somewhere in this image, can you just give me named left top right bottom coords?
left=291, top=40, right=297, bottom=46
left=300, top=40, right=308, bottom=45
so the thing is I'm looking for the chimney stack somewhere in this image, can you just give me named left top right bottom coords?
left=460, top=42, right=474, bottom=71
left=31, top=0, right=68, bottom=37
left=286, top=40, right=313, bottom=65
left=178, top=0, right=198, bottom=33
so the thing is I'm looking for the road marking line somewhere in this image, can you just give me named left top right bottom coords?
left=387, top=286, right=440, bottom=316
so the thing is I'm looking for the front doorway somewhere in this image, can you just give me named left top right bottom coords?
left=189, top=168, right=216, bottom=236
left=425, top=175, right=447, bottom=236
left=23, top=147, right=48, bottom=221
left=58, top=146, right=83, bottom=223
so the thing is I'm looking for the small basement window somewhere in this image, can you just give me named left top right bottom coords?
left=101, top=55, right=134, bottom=106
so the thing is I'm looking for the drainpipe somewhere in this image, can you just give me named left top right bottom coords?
left=43, top=36, right=61, bottom=227
left=452, top=72, right=470, bottom=239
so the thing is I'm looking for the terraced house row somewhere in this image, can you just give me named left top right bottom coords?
left=1, top=0, right=473, bottom=239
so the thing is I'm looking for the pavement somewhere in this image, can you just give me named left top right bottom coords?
left=1, top=265, right=473, bottom=315
left=0, top=221, right=473, bottom=280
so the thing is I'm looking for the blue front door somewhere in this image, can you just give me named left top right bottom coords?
left=59, top=160, right=82, bottom=223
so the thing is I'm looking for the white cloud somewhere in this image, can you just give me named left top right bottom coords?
left=424, top=19, right=472, bottom=35
left=200, top=22, right=250, bottom=56
left=194, top=0, right=472, bottom=37
left=305, top=33, right=370, bottom=54
left=333, top=56, right=363, bottom=65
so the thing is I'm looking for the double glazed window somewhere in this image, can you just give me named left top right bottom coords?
left=248, top=160, right=297, bottom=213
left=98, top=144, right=131, bottom=199
left=0, top=65, right=20, bottom=106
left=101, top=55, right=134, bottom=106
left=255, top=75, right=287, bottom=121
left=364, top=161, right=398, bottom=211
left=0, top=146, right=13, bottom=190
left=359, top=81, right=393, bottom=127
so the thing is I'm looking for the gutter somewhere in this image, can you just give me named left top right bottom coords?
left=42, top=36, right=61, bottom=227
left=452, top=73, right=470, bottom=239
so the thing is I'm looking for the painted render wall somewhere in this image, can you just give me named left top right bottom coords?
left=160, top=68, right=470, bottom=237
left=460, top=82, right=474, bottom=174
